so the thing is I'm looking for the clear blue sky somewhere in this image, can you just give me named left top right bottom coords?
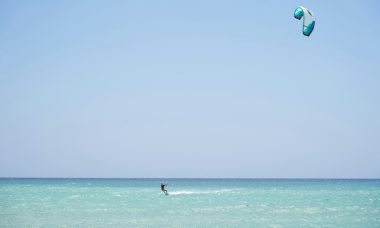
left=1, top=0, right=379, bottom=178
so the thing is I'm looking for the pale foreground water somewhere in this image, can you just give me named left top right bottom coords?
left=1, top=179, right=380, bottom=227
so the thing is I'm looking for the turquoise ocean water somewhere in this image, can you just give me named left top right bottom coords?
left=1, top=179, right=379, bottom=227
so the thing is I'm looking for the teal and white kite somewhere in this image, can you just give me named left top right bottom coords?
left=294, top=6, right=315, bottom=36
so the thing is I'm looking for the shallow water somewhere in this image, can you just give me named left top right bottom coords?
left=1, top=179, right=380, bottom=227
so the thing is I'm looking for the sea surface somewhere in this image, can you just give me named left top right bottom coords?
left=1, top=178, right=380, bottom=227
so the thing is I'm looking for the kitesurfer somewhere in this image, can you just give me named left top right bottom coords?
left=161, top=183, right=168, bottom=195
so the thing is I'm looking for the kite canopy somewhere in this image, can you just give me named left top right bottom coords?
left=294, top=6, right=315, bottom=36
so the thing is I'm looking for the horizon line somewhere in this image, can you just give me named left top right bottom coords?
left=1, top=177, right=379, bottom=180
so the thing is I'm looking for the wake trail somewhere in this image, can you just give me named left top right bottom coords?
left=168, top=189, right=233, bottom=196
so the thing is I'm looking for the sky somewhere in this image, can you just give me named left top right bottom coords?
left=1, top=0, right=380, bottom=178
